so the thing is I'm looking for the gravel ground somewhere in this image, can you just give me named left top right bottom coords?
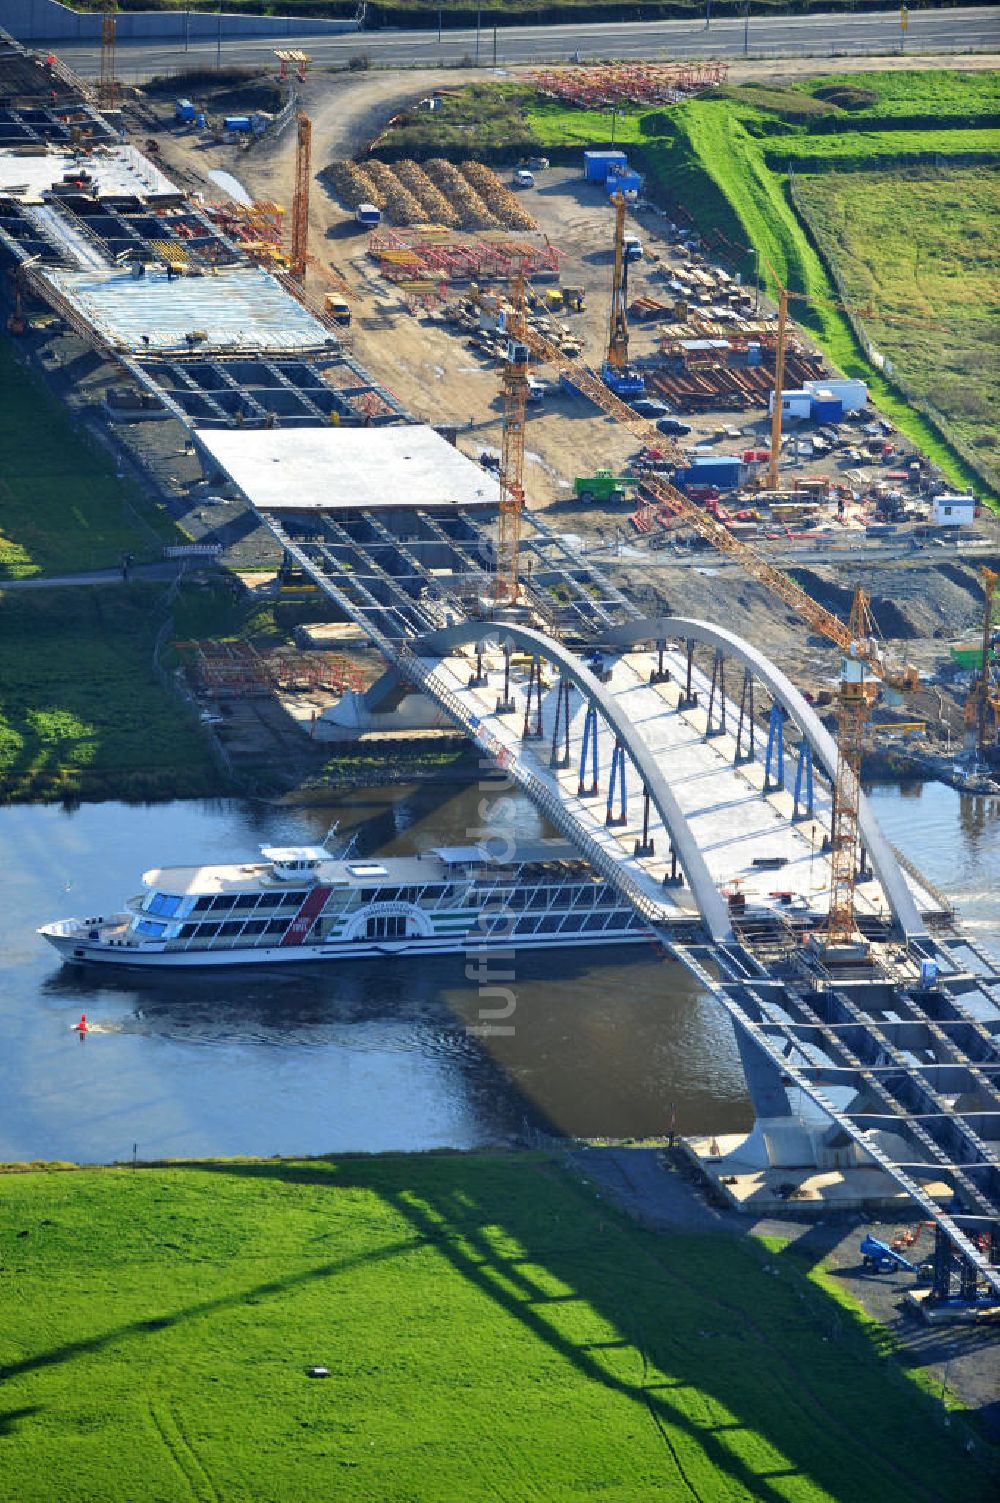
left=569, top=1144, right=1000, bottom=1447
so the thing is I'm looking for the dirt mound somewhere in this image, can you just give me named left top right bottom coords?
left=790, top=568, right=922, bottom=641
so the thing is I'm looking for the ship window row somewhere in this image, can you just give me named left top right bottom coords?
left=184, top=883, right=465, bottom=915
left=478, top=909, right=646, bottom=937
left=181, top=917, right=291, bottom=941
left=472, top=883, right=621, bottom=911
left=189, top=890, right=308, bottom=914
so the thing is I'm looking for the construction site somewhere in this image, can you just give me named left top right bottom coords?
left=0, top=29, right=996, bottom=791
left=1, top=16, right=1000, bottom=1473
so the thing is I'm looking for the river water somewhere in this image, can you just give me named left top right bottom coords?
left=0, top=779, right=996, bottom=1165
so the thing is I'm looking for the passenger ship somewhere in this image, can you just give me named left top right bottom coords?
left=39, top=839, right=653, bottom=970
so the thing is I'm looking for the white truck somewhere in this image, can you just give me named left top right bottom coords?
left=355, top=202, right=381, bottom=228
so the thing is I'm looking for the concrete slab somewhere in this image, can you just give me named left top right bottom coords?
left=682, top=1133, right=955, bottom=1215
left=199, top=425, right=500, bottom=512
left=0, top=143, right=175, bottom=199
left=42, top=264, right=333, bottom=354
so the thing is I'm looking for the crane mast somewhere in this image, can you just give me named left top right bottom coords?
left=827, top=590, right=880, bottom=947
left=606, top=191, right=629, bottom=372
left=290, top=112, right=312, bottom=282
left=766, top=286, right=788, bottom=492
left=98, top=1, right=117, bottom=111
left=966, top=565, right=999, bottom=757
left=494, top=273, right=529, bottom=606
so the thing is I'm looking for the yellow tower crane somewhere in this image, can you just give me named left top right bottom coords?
left=964, top=565, right=1000, bottom=758
left=494, top=272, right=530, bottom=607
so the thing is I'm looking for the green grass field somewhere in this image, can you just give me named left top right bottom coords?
left=0, top=586, right=218, bottom=803
left=794, top=166, right=1000, bottom=492
left=0, top=1155, right=995, bottom=1503
left=653, top=76, right=1000, bottom=501
left=0, top=342, right=182, bottom=580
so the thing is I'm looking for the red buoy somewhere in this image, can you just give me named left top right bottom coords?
left=73, top=1013, right=88, bottom=1033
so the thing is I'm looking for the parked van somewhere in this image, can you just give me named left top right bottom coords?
left=324, top=295, right=351, bottom=327
left=513, top=169, right=535, bottom=188
left=623, top=233, right=644, bottom=262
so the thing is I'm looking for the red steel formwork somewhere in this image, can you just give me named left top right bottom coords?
left=175, top=641, right=364, bottom=698
left=528, top=61, right=728, bottom=109
left=368, top=228, right=563, bottom=287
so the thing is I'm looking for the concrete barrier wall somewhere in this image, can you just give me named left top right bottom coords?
left=5, top=1, right=359, bottom=43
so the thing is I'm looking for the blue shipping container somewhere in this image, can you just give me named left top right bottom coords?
left=584, top=150, right=628, bottom=183
left=810, top=396, right=843, bottom=423
left=174, top=98, right=195, bottom=122
left=224, top=116, right=252, bottom=132
left=606, top=170, right=642, bottom=196
left=678, top=457, right=743, bottom=490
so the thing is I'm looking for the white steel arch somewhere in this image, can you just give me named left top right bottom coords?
left=605, top=617, right=926, bottom=939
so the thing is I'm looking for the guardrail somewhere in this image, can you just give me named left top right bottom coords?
left=163, top=543, right=223, bottom=559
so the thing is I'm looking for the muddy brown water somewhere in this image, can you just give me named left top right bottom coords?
left=0, top=779, right=995, bottom=1164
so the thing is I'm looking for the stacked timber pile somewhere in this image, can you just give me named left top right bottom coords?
left=460, top=162, right=537, bottom=231
left=424, top=159, right=500, bottom=231
left=366, top=160, right=425, bottom=226
left=326, top=160, right=385, bottom=211
left=392, top=160, right=460, bottom=228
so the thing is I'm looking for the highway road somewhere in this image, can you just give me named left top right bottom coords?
left=52, top=7, right=1000, bottom=81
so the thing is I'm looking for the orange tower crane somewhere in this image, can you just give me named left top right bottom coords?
left=98, top=0, right=117, bottom=111
left=964, top=565, right=1000, bottom=757
left=494, top=273, right=529, bottom=606
left=290, top=111, right=312, bottom=282
left=606, top=191, right=629, bottom=374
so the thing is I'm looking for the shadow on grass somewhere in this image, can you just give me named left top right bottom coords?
left=0, top=1406, right=43, bottom=1438
left=184, top=1155, right=995, bottom=1503
left=6, top=1155, right=996, bottom=1499
left=0, top=1237, right=422, bottom=1386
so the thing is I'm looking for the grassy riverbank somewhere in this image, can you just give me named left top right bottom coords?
left=1, top=1154, right=995, bottom=1503
left=0, top=342, right=182, bottom=580
left=0, top=586, right=218, bottom=804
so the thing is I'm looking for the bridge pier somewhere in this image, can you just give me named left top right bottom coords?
left=605, top=741, right=628, bottom=827
left=763, top=703, right=786, bottom=792
left=649, top=639, right=670, bottom=687
left=495, top=645, right=516, bottom=716
left=705, top=649, right=727, bottom=738
left=677, top=638, right=699, bottom=710
left=734, top=667, right=756, bottom=765
left=634, top=788, right=655, bottom=858
left=521, top=657, right=544, bottom=741
left=577, top=703, right=600, bottom=798
left=549, top=678, right=572, bottom=770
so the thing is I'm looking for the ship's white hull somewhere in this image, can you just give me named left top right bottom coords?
left=40, top=926, right=654, bottom=971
